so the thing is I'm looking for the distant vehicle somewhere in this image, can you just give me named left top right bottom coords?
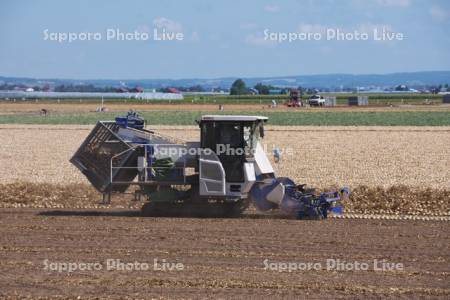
left=285, top=89, right=302, bottom=107
left=308, top=94, right=325, bottom=106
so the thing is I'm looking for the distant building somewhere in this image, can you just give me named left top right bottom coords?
left=129, top=86, right=144, bottom=93
left=268, top=89, right=287, bottom=95
left=0, top=90, right=184, bottom=100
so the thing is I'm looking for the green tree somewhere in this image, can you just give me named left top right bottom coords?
left=230, top=79, right=247, bottom=95
left=395, top=84, right=408, bottom=91
left=254, top=83, right=276, bottom=95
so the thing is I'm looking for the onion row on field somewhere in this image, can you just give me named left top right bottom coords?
left=1, top=182, right=448, bottom=217
left=0, top=126, right=449, bottom=189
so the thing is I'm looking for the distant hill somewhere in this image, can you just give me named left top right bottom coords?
left=1, top=71, right=449, bottom=89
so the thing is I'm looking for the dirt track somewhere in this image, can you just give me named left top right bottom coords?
left=0, top=208, right=448, bottom=299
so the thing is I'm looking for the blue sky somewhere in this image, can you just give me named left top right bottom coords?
left=0, top=0, right=449, bottom=79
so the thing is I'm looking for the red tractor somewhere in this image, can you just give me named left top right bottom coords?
left=285, top=89, right=303, bottom=107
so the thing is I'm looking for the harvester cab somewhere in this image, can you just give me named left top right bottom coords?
left=197, top=115, right=269, bottom=199
left=70, top=113, right=348, bottom=219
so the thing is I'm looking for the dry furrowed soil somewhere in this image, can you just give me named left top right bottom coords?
left=0, top=125, right=449, bottom=299
left=0, top=209, right=448, bottom=299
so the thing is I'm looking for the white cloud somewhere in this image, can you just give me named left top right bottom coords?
left=264, top=4, right=280, bottom=13
left=152, top=17, right=183, bottom=32
left=297, top=22, right=400, bottom=43
left=297, top=22, right=395, bottom=35
left=429, top=5, right=450, bottom=21
left=357, top=22, right=393, bottom=33
left=244, top=33, right=277, bottom=47
left=319, top=46, right=332, bottom=55
left=376, top=0, right=410, bottom=7
left=298, top=23, right=328, bottom=34
left=357, top=23, right=398, bottom=43
left=135, top=24, right=151, bottom=34
left=240, top=22, right=258, bottom=30
left=190, top=31, right=200, bottom=42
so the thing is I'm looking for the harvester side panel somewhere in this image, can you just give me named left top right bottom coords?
left=70, top=121, right=138, bottom=193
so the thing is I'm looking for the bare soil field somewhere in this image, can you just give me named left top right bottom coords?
left=1, top=102, right=450, bottom=114
left=0, top=208, right=448, bottom=299
left=0, top=125, right=448, bottom=299
left=1, top=124, right=449, bottom=216
left=1, top=125, right=448, bottom=188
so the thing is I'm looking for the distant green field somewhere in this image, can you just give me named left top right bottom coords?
left=1, top=111, right=449, bottom=126
left=1, top=93, right=443, bottom=105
